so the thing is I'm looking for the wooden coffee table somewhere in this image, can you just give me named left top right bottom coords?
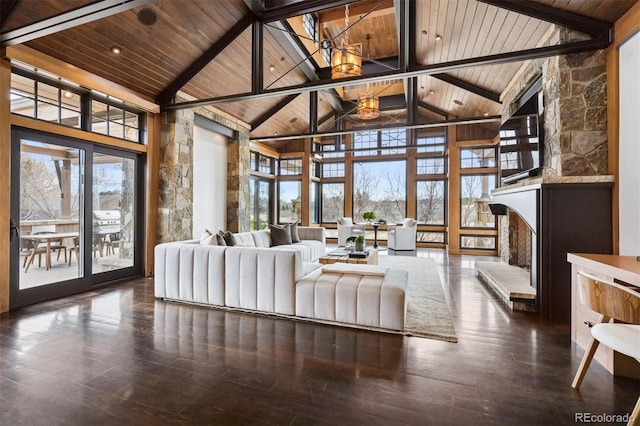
left=318, top=249, right=379, bottom=265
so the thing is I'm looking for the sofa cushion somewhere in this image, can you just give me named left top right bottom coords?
left=290, top=222, right=300, bottom=243
left=276, top=240, right=324, bottom=262
left=234, top=232, right=257, bottom=247
left=251, top=230, right=271, bottom=248
left=270, top=224, right=292, bottom=246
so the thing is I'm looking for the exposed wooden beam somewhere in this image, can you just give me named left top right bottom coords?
left=252, top=19, right=263, bottom=94
left=250, top=115, right=501, bottom=142
left=310, top=90, right=318, bottom=133
left=432, top=73, right=502, bottom=104
left=0, top=0, right=20, bottom=30
left=0, top=0, right=155, bottom=46
left=165, top=37, right=610, bottom=111
left=418, top=101, right=448, bottom=119
left=251, top=94, right=299, bottom=131
left=156, top=13, right=254, bottom=106
left=478, top=0, right=611, bottom=38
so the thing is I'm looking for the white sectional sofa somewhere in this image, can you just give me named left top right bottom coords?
left=155, top=226, right=409, bottom=331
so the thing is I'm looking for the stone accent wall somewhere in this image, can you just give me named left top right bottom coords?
left=157, top=98, right=251, bottom=243
left=158, top=109, right=194, bottom=243
left=501, top=27, right=607, bottom=178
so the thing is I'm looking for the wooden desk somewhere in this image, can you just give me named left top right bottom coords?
left=567, top=253, right=640, bottom=378
left=22, top=232, right=79, bottom=271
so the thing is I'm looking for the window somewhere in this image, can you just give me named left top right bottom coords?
left=259, top=155, right=274, bottom=174
left=320, top=142, right=345, bottom=158
left=416, top=180, right=445, bottom=225
left=461, top=235, right=496, bottom=250
left=321, top=183, right=344, bottom=222
left=353, top=131, right=377, bottom=156
left=279, top=158, right=302, bottom=175
left=417, top=231, right=446, bottom=243
left=353, top=130, right=407, bottom=156
left=310, top=182, right=319, bottom=224
left=322, top=162, right=345, bottom=178
left=461, top=147, right=497, bottom=168
left=279, top=181, right=301, bottom=223
left=460, top=174, right=497, bottom=228
left=10, top=69, right=142, bottom=142
left=353, top=160, right=406, bottom=223
left=417, top=158, right=445, bottom=175
left=302, top=13, right=317, bottom=42
left=416, top=135, right=446, bottom=153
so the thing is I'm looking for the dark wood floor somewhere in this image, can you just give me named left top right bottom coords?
left=1, top=250, right=638, bottom=425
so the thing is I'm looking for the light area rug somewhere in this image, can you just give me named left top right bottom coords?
left=378, top=256, right=457, bottom=342
left=163, top=256, right=457, bottom=343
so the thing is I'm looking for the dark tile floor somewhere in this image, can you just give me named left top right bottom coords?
left=1, top=249, right=638, bottom=425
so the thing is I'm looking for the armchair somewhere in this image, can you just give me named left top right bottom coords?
left=387, top=218, right=417, bottom=251
left=336, top=217, right=365, bottom=247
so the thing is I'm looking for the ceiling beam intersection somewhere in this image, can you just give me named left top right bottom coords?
left=431, top=73, right=502, bottom=103
left=0, top=0, right=20, bottom=30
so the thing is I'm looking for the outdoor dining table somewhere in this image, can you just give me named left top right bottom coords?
left=21, top=232, right=79, bottom=271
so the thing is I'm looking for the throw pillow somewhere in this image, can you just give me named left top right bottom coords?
left=218, top=230, right=237, bottom=246
left=269, top=224, right=292, bottom=246
left=290, top=222, right=300, bottom=243
left=200, top=229, right=218, bottom=245
left=216, top=231, right=227, bottom=246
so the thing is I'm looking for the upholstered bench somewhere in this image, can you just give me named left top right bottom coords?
left=295, top=263, right=409, bottom=331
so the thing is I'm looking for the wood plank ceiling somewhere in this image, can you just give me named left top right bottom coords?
left=2, top=0, right=637, bottom=149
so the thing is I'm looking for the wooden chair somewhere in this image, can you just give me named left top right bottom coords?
left=104, top=232, right=120, bottom=256
left=21, top=238, right=46, bottom=272
left=68, top=236, right=80, bottom=266
left=572, top=270, right=640, bottom=426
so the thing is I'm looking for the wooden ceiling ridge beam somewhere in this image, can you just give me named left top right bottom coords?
left=431, top=73, right=501, bottom=104
left=163, top=37, right=610, bottom=111
left=251, top=93, right=299, bottom=131
left=0, top=0, right=156, bottom=47
left=477, top=0, right=612, bottom=38
left=250, top=115, right=501, bottom=142
left=156, top=13, right=254, bottom=106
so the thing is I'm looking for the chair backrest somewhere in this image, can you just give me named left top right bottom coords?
left=577, top=270, right=640, bottom=324
left=402, top=218, right=417, bottom=228
left=337, top=217, right=353, bottom=226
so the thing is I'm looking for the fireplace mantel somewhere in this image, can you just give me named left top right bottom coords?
left=489, top=176, right=614, bottom=324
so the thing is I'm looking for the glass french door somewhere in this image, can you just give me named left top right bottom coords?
left=10, top=129, right=143, bottom=309
left=249, top=177, right=273, bottom=231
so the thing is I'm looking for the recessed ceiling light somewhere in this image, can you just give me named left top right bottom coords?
left=137, top=7, right=157, bottom=26
left=484, top=112, right=489, bottom=116
left=289, top=117, right=298, bottom=124
left=273, top=132, right=278, bottom=136
left=269, top=64, right=275, bottom=72
left=435, top=34, right=442, bottom=41
left=110, top=46, right=121, bottom=54
left=429, top=89, right=435, bottom=95
left=420, top=85, right=425, bottom=90
left=63, top=90, right=74, bottom=99
left=453, top=99, right=463, bottom=106
left=421, top=30, right=428, bottom=35
left=280, top=56, right=285, bottom=61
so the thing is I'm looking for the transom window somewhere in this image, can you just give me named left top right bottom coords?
left=417, top=158, right=446, bottom=175
left=460, top=147, right=498, bottom=168
left=416, top=135, right=446, bottom=153
left=322, top=162, right=345, bottom=178
left=353, top=129, right=407, bottom=156
left=279, top=158, right=302, bottom=175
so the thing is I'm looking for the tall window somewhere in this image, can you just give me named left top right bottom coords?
left=460, top=174, right=497, bottom=228
left=279, top=181, right=301, bottom=223
left=416, top=181, right=445, bottom=225
left=353, top=161, right=406, bottom=223
left=321, top=183, right=344, bottom=222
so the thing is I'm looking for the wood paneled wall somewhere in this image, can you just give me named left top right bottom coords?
left=0, top=56, right=10, bottom=313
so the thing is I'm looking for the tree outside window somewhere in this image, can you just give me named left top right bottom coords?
left=353, top=161, right=406, bottom=223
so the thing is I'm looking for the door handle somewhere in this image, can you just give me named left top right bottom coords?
left=10, top=219, right=19, bottom=241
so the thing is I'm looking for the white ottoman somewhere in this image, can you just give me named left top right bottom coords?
left=295, top=264, right=408, bottom=331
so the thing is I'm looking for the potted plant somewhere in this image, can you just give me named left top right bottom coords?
left=355, top=234, right=365, bottom=252
left=363, top=211, right=376, bottom=223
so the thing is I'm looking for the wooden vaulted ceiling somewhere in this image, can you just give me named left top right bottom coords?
left=1, top=0, right=637, bottom=149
